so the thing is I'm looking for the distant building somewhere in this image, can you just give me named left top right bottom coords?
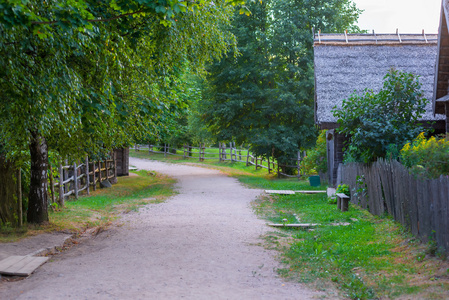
left=313, top=32, right=445, bottom=186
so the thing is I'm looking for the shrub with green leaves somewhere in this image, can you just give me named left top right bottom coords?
left=332, top=69, right=428, bottom=163
left=301, top=130, right=327, bottom=175
left=336, top=184, right=350, bottom=196
left=400, top=133, right=449, bottom=178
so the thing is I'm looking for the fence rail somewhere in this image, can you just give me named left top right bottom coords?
left=135, top=143, right=306, bottom=178
left=340, top=159, right=449, bottom=254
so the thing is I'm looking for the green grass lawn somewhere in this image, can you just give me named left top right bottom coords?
left=131, top=149, right=449, bottom=300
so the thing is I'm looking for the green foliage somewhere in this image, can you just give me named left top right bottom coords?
left=301, top=130, right=327, bottom=175
left=201, top=0, right=361, bottom=165
left=400, top=133, right=449, bottom=178
left=332, top=69, right=429, bottom=163
left=336, top=184, right=350, bottom=196
left=0, top=0, right=237, bottom=222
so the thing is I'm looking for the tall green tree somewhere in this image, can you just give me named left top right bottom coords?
left=0, top=0, right=236, bottom=223
left=201, top=0, right=361, bottom=165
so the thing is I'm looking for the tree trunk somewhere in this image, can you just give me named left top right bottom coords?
left=0, top=156, right=18, bottom=225
left=27, top=132, right=49, bottom=224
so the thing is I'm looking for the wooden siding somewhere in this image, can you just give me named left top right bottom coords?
left=435, top=8, right=449, bottom=115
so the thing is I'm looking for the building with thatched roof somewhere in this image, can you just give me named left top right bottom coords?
left=434, top=0, right=449, bottom=132
left=314, top=31, right=445, bottom=186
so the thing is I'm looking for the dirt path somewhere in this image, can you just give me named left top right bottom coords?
left=0, top=158, right=323, bottom=299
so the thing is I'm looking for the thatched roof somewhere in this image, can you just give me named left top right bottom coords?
left=433, top=0, right=449, bottom=115
left=314, top=32, right=443, bottom=129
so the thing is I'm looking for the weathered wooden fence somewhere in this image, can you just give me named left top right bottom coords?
left=135, top=143, right=306, bottom=178
left=50, top=154, right=117, bottom=207
left=340, top=159, right=449, bottom=253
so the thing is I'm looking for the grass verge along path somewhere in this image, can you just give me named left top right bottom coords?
left=0, top=170, right=176, bottom=242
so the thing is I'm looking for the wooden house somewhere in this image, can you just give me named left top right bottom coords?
left=314, top=32, right=445, bottom=186
left=434, top=0, right=449, bottom=132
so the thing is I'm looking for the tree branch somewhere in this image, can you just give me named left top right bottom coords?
left=30, top=10, right=145, bottom=26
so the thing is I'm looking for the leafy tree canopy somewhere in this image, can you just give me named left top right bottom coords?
left=200, top=0, right=361, bottom=164
left=0, top=0, right=237, bottom=223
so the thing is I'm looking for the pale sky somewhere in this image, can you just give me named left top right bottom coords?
left=352, top=0, right=441, bottom=34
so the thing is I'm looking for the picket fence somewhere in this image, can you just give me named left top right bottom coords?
left=134, top=143, right=306, bottom=178
left=340, top=159, right=449, bottom=254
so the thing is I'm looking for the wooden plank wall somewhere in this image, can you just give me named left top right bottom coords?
left=341, top=159, right=449, bottom=254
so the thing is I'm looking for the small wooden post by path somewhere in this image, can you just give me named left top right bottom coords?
left=246, top=149, right=250, bottom=166
left=73, top=162, right=79, bottom=199
left=85, top=156, right=90, bottom=195
left=255, top=156, right=258, bottom=170
left=277, top=160, right=281, bottom=178
left=164, top=144, right=167, bottom=158
left=219, top=143, right=222, bottom=162
left=183, top=144, right=186, bottom=159
left=17, top=169, right=22, bottom=227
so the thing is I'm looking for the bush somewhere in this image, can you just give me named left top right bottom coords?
left=301, top=130, right=327, bottom=175
left=400, top=133, right=449, bottom=178
left=336, top=184, right=350, bottom=196
left=332, top=69, right=428, bottom=163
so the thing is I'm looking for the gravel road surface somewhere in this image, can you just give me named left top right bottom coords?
left=0, top=157, right=322, bottom=299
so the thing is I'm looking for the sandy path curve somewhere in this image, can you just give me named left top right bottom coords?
left=0, top=157, right=322, bottom=299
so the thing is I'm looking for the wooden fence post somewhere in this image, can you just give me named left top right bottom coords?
left=49, top=164, right=56, bottom=204
left=297, top=151, right=301, bottom=180
left=277, top=160, right=280, bottom=178
left=238, top=145, right=242, bottom=161
left=59, top=163, right=64, bottom=206
left=106, top=157, right=110, bottom=181
left=74, top=162, right=79, bottom=199
left=230, top=142, right=233, bottom=162
left=98, top=161, right=102, bottom=184
left=85, top=156, right=90, bottom=195
left=17, top=169, right=22, bottom=227
left=183, top=144, right=186, bottom=159
left=255, top=156, right=258, bottom=170
left=63, top=159, right=68, bottom=196
left=246, top=149, right=250, bottom=166
left=219, top=143, right=222, bottom=162
left=92, top=161, right=96, bottom=191
left=268, top=156, right=271, bottom=173
left=198, top=143, right=202, bottom=162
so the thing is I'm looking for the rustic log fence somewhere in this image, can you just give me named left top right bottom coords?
left=50, top=153, right=117, bottom=207
left=135, top=143, right=306, bottom=178
left=340, top=159, right=449, bottom=254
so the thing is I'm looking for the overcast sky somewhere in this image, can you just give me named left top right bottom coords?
left=352, top=0, right=441, bottom=34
